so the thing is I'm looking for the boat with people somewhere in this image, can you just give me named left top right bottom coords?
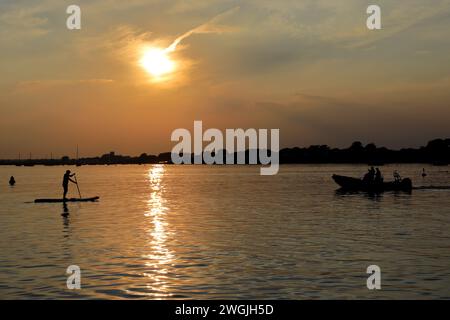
left=332, top=175, right=412, bottom=192
left=332, top=167, right=412, bottom=192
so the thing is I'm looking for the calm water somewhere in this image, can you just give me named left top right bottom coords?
left=0, top=164, right=449, bottom=299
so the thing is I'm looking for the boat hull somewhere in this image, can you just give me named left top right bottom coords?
left=34, top=197, right=100, bottom=203
left=332, top=175, right=412, bottom=192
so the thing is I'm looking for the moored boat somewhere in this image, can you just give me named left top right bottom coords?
left=332, top=174, right=412, bottom=192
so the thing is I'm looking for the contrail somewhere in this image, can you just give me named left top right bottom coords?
left=165, top=6, right=240, bottom=53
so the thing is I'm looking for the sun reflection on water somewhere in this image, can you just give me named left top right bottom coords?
left=142, top=164, right=174, bottom=298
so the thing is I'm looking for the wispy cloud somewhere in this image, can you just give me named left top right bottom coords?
left=0, top=2, right=51, bottom=41
left=166, top=6, right=240, bottom=52
left=14, top=79, right=115, bottom=93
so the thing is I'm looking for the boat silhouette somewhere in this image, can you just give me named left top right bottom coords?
left=332, top=175, right=412, bottom=192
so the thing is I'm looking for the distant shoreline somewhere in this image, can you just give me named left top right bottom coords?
left=1, top=162, right=449, bottom=167
left=1, top=138, right=449, bottom=166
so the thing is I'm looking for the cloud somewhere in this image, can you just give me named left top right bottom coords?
left=0, top=2, right=51, bottom=41
left=166, top=6, right=240, bottom=52
left=13, top=79, right=115, bottom=93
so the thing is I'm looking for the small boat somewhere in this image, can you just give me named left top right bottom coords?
left=332, top=175, right=412, bottom=192
left=34, top=197, right=100, bottom=203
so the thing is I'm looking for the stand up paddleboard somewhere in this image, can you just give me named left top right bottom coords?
left=34, top=197, right=100, bottom=203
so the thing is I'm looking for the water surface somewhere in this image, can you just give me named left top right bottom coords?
left=0, top=164, right=449, bottom=299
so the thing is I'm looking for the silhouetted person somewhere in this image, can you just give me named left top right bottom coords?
left=9, top=176, right=15, bottom=186
left=63, top=170, right=76, bottom=199
left=393, top=170, right=401, bottom=182
left=375, top=168, right=383, bottom=183
left=363, top=167, right=376, bottom=182
left=363, top=169, right=371, bottom=182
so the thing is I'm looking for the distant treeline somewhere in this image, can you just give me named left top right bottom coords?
left=280, top=138, right=450, bottom=165
left=1, top=138, right=449, bottom=166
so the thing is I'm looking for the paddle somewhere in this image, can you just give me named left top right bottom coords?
left=74, top=174, right=82, bottom=199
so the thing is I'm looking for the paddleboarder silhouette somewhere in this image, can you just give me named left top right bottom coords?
left=63, top=170, right=77, bottom=199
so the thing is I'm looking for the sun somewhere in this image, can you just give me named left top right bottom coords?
left=140, top=48, right=175, bottom=78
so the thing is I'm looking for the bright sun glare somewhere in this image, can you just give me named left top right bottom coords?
left=140, top=48, right=175, bottom=78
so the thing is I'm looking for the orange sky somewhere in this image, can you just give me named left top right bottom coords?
left=1, top=0, right=450, bottom=158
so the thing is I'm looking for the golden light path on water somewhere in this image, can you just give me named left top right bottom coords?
left=142, top=165, right=174, bottom=298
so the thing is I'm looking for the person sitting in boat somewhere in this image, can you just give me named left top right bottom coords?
left=375, top=168, right=383, bottom=183
left=363, top=167, right=376, bottom=182
left=363, top=170, right=371, bottom=182
left=9, top=176, right=15, bottom=186
left=370, top=167, right=376, bottom=179
left=63, top=170, right=77, bottom=199
left=393, top=170, right=402, bottom=182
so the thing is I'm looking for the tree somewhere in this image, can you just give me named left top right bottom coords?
left=350, top=141, right=364, bottom=151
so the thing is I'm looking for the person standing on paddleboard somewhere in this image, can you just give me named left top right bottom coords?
left=63, top=170, right=77, bottom=199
